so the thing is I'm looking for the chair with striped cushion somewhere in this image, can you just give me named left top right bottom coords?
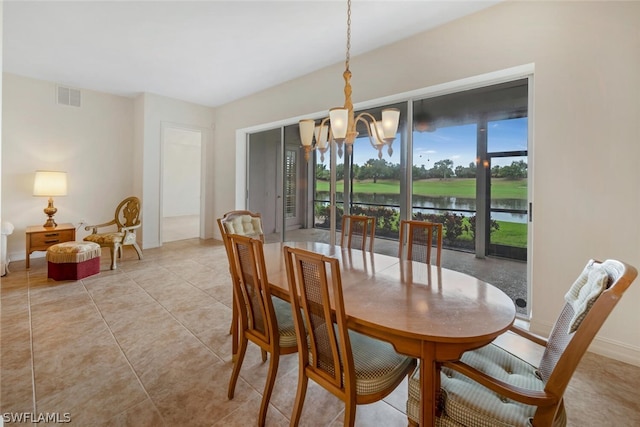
left=217, top=210, right=265, bottom=358
left=406, top=259, right=637, bottom=427
left=340, top=214, right=376, bottom=252
left=226, top=234, right=297, bottom=427
left=284, top=246, right=416, bottom=427
left=398, top=220, right=443, bottom=266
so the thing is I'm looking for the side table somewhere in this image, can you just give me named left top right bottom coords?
left=26, top=223, right=76, bottom=269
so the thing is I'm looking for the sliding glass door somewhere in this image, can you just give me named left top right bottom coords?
left=245, top=76, right=531, bottom=315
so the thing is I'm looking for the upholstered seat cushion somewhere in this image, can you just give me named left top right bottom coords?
left=84, top=232, right=124, bottom=245
left=272, top=297, right=297, bottom=348
left=224, top=215, right=263, bottom=237
left=46, top=241, right=101, bottom=263
left=348, top=330, right=415, bottom=396
left=407, top=343, right=566, bottom=427
left=307, top=327, right=414, bottom=396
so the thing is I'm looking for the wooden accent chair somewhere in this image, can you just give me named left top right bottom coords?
left=398, top=220, right=443, bottom=266
left=340, top=214, right=376, bottom=252
left=226, top=234, right=297, bottom=427
left=406, top=259, right=637, bottom=427
left=283, top=246, right=416, bottom=427
left=217, top=210, right=265, bottom=358
left=83, top=196, right=143, bottom=270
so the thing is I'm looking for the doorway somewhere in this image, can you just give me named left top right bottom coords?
left=161, top=125, right=202, bottom=242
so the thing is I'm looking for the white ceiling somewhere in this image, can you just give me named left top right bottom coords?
left=3, top=1, right=501, bottom=108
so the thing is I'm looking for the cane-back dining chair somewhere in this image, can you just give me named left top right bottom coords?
left=217, top=210, right=265, bottom=358
left=284, top=246, right=416, bottom=427
left=406, top=258, right=637, bottom=427
left=218, top=210, right=264, bottom=243
left=83, top=196, right=143, bottom=270
left=340, top=214, right=376, bottom=252
left=398, top=219, right=443, bottom=266
left=227, top=234, right=297, bottom=427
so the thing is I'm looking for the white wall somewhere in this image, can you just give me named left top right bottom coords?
left=1, top=73, right=135, bottom=263
left=211, top=1, right=640, bottom=364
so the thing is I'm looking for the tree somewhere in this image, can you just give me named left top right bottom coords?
left=357, top=159, right=393, bottom=182
left=315, top=163, right=329, bottom=181
left=432, top=159, right=454, bottom=180
left=412, top=164, right=429, bottom=180
left=501, top=160, right=527, bottom=180
left=455, top=162, right=476, bottom=178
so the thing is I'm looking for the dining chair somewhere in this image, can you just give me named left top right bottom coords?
left=217, top=210, right=264, bottom=243
left=406, top=258, right=637, bottom=427
left=226, top=234, right=298, bottom=427
left=283, top=246, right=416, bottom=427
left=340, top=214, right=376, bottom=252
left=83, top=196, right=143, bottom=270
left=398, top=219, right=443, bottom=266
left=217, top=210, right=265, bottom=358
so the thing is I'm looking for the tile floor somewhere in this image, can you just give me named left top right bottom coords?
left=1, top=238, right=639, bottom=426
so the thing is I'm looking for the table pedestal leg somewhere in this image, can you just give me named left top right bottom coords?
left=420, top=342, right=437, bottom=427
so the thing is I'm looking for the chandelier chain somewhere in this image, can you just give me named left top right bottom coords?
left=345, top=0, right=351, bottom=71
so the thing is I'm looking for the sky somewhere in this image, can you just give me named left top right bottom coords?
left=339, top=117, right=528, bottom=169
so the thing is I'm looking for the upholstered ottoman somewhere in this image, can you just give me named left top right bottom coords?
left=47, top=241, right=101, bottom=281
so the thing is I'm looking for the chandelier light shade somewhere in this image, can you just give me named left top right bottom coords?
left=33, top=170, right=68, bottom=228
left=299, top=0, right=400, bottom=161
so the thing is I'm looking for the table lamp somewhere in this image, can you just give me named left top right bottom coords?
left=33, top=170, right=68, bottom=228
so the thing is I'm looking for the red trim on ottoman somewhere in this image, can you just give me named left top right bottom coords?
left=48, top=257, right=100, bottom=281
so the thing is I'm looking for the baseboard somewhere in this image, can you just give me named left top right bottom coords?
left=587, top=336, right=640, bottom=367
left=530, top=319, right=640, bottom=367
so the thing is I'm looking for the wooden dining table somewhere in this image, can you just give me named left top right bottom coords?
left=257, top=241, right=516, bottom=427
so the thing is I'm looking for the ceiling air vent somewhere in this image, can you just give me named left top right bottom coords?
left=56, top=85, right=81, bottom=107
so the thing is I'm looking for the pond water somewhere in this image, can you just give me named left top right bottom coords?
left=317, top=192, right=528, bottom=223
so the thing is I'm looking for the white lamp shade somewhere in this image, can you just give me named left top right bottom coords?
left=369, top=122, right=385, bottom=146
left=33, top=171, right=68, bottom=197
left=381, top=108, right=400, bottom=139
left=329, top=107, right=349, bottom=141
left=299, top=120, right=316, bottom=147
left=315, top=124, right=329, bottom=149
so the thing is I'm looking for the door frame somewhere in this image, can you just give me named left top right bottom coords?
left=159, top=121, right=207, bottom=243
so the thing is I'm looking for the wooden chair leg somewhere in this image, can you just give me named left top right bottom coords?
left=228, top=335, right=248, bottom=399
left=258, top=351, right=279, bottom=427
left=344, top=395, right=357, bottom=427
left=109, top=246, right=117, bottom=270
left=131, top=242, right=143, bottom=260
left=290, top=367, right=309, bottom=427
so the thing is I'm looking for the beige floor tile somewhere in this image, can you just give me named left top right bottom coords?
left=2, top=237, right=639, bottom=426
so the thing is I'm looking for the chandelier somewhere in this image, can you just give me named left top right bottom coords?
left=299, top=0, right=400, bottom=162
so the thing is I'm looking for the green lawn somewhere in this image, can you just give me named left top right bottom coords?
left=492, top=221, right=527, bottom=248
left=315, top=177, right=528, bottom=248
left=316, top=178, right=527, bottom=200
